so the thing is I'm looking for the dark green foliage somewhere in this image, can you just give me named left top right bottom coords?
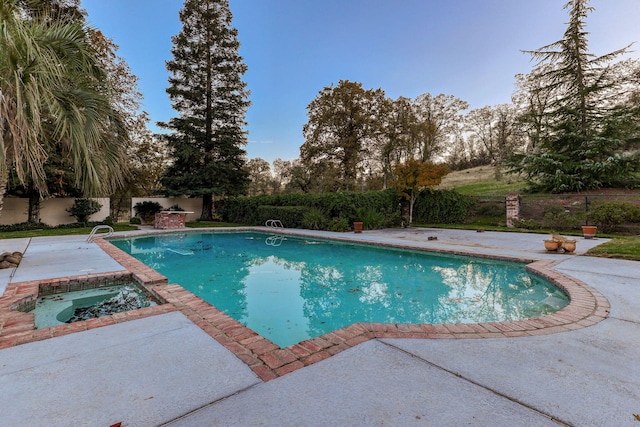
left=511, top=218, right=543, bottom=230
left=509, top=0, right=640, bottom=192
left=159, top=0, right=250, bottom=220
left=0, top=222, right=51, bottom=232
left=217, top=188, right=470, bottom=229
left=66, top=198, right=102, bottom=224
left=129, top=217, right=142, bottom=225
left=328, top=216, right=350, bottom=232
left=302, top=208, right=327, bottom=230
left=412, top=189, right=474, bottom=224
left=133, top=201, right=163, bottom=222
left=588, top=202, right=640, bottom=232
left=218, top=189, right=402, bottom=229
left=256, top=205, right=310, bottom=228
left=167, top=204, right=184, bottom=211
left=355, top=208, right=387, bottom=230
left=540, top=205, right=582, bottom=231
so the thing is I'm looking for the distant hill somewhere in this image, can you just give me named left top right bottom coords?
left=437, top=166, right=526, bottom=196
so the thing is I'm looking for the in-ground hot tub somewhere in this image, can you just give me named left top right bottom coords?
left=31, top=283, right=157, bottom=329
left=9, top=272, right=163, bottom=330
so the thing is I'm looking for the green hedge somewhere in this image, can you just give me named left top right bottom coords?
left=412, top=189, right=475, bottom=224
left=256, top=205, right=310, bottom=228
left=217, top=188, right=473, bottom=230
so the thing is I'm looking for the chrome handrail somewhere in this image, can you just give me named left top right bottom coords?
left=87, top=225, right=114, bottom=243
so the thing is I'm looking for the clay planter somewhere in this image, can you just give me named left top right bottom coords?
left=561, top=240, right=577, bottom=253
left=353, top=221, right=363, bottom=233
left=543, top=240, right=560, bottom=251
left=581, top=225, right=597, bottom=239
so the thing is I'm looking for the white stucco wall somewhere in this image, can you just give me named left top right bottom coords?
left=0, top=198, right=109, bottom=226
left=0, top=198, right=29, bottom=225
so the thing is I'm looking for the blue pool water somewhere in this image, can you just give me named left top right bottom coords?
left=111, top=232, right=569, bottom=347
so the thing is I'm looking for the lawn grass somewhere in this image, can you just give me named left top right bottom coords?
left=453, top=181, right=527, bottom=196
left=438, top=166, right=527, bottom=196
left=0, top=223, right=137, bottom=239
left=585, top=236, right=640, bottom=261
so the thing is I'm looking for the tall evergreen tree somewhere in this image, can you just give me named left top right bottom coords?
left=509, top=0, right=640, bottom=192
left=159, top=0, right=250, bottom=220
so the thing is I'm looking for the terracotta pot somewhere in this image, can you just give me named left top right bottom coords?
left=561, top=240, right=577, bottom=253
left=543, top=240, right=560, bottom=251
left=353, top=222, right=363, bottom=233
left=581, top=225, right=597, bottom=239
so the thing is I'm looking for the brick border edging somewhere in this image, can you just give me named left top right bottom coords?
left=0, top=233, right=610, bottom=382
left=99, top=234, right=610, bottom=381
left=145, top=259, right=609, bottom=381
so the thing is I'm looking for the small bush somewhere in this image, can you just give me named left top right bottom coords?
left=129, top=217, right=142, bottom=225
left=328, top=216, right=350, bottom=232
left=512, top=218, right=543, bottom=230
left=67, top=198, right=102, bottom=224
left=0, top=222, right=51, bottom=232
left=540, top=205, right=582, bottom=231
left=355, top=208, right=386, bottom=230
left=588, top=202, right=640, bottom=232
left=167, top=204, right=184, bottom=211
left=302, top=208, right=327, bottom=230
left=133, top=201, right=163, bottom=223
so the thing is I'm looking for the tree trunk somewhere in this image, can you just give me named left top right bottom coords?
left=409, top=189, right=415, bottom=225
left=27, top=188, right=41, bottom=223
left=201, top=193, right=214, bottom=221
left=0, top=168, right=6, bottom=218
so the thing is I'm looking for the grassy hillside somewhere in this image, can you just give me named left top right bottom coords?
left=438, top=165, right=527, bottom=195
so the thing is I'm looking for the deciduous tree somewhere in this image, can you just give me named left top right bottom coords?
left=301, top=80, right=386, bottom=191
left=392, top=159, right=449, bottom=225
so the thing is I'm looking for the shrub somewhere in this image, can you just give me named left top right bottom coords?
left=129, top=217, right=142, bottom=225
left=133, top=201, right=163, bottom=223
left=256, top=205, right=310, bottom=228
left=540, top=205, right=582, bottom=231
left=0, top=222, right=51, bottom=232
left=167, top=204, right=184, bottom=211
left=355, top=208, right=386, bottom=230
left=67, top=198, right=102, bottom=224
left=217, top=189, right=403, bottom=227
left=302, top=208, right=327, bottom=230
left=412, top=190, right=474, bottom=224
left=328, top=216, right=350, bottom=232
left=588, top=202, right=640, bottom=232
left=512, top=218, right=543, bottom=230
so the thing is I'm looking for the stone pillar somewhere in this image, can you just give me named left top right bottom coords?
left=505, top=194, right=520, bottom=228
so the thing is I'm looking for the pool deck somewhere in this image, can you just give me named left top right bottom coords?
left=0, top=228, right=639, bottom=426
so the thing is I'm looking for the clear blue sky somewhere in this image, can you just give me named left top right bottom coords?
left=81, top=0, right=640, bottom=164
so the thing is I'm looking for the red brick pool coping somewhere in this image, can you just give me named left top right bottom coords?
left=0, top=232, right=610, bottom=382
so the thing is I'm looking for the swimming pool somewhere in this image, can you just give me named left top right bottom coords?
left=110, top=231, right=569, bottom=347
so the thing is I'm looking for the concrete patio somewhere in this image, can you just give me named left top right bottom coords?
left=0, top=228, right=638, bottom=426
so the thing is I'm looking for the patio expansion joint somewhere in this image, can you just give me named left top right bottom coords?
left=379, top=339, right=573, bottom=427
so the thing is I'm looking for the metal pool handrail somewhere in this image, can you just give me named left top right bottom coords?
left=87, top=225, right=114, bottom=243
left=265, top=219, right=283, bottom=229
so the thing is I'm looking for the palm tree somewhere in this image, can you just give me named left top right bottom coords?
left=0, top=0, right=128, bottom=213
